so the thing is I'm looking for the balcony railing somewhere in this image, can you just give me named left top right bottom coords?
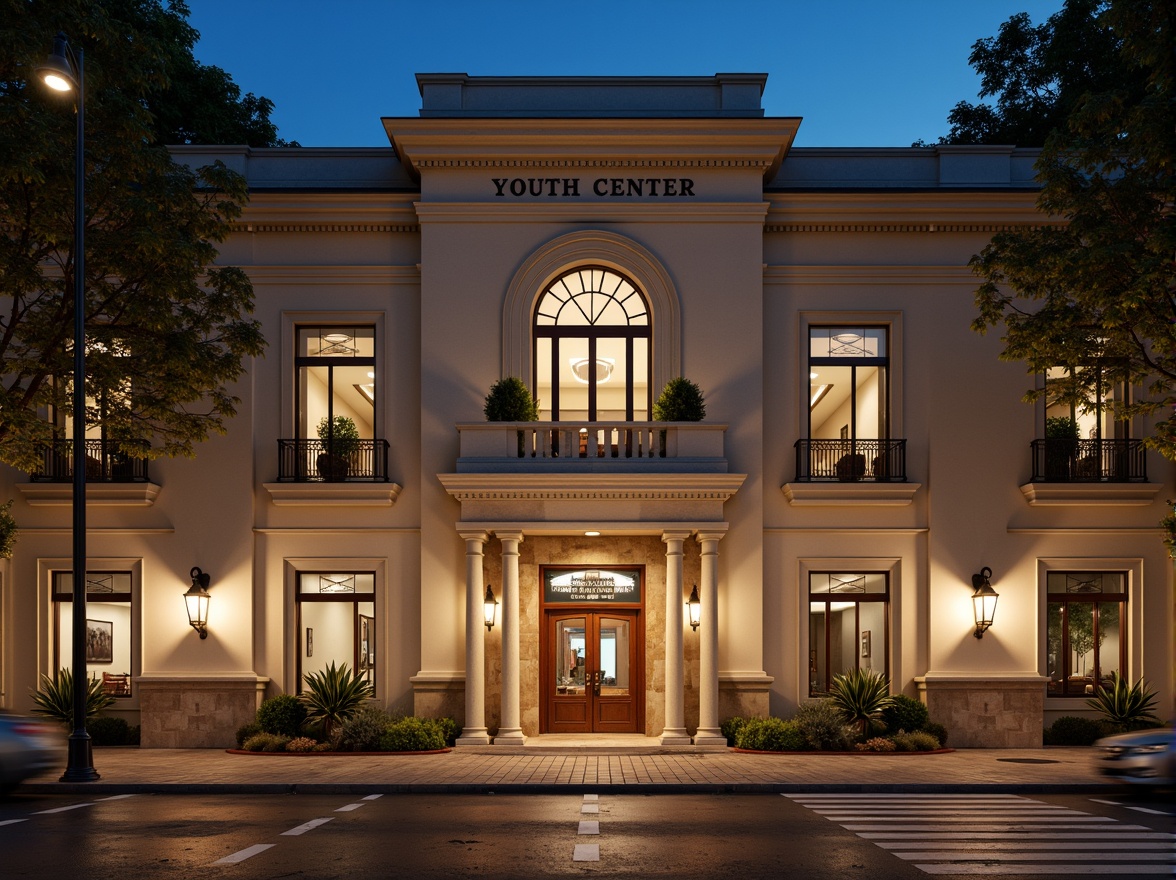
left=276, top=438, right=390, bottom=482
left=1030, top=438, right=1146, bottom=482
left=794, top=438, right=907, bottom=482
left=31, top=439, right=150, bottom=482
left=455, top=421, right=728, bottom=473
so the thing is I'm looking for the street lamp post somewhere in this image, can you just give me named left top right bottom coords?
left=38, top=31, right=99, bottom=782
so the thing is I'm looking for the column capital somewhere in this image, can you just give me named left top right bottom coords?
left=495, top=529, right=525, bottom=544
left=457, top=529, right=490, bottom=545
left=695, top=529, right=728, bottom=545
left=661, top=528, right=693, bottom=545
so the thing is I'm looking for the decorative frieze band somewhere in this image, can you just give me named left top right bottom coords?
left=444, top=488, right=740, bottom=502
left=235, top=223, right=420, bottom=234
left=765, top=222, right=1055, bottom=233
left=414, top=158, right=772, bottom=169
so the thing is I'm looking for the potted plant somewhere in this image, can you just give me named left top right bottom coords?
left=1044, top=415, right=1079, bottom=480
left=653, top=377, right=706, bottom=456
left=316, top=415, right=360, bottom=481
left=484, top=377, right=539, bottom=456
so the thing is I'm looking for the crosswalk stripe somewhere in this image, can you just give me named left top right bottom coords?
left=916, top=865, right=1174, bottom=875
left=846, top=824, right=1151, bottom=832
left=875, top=841, right=1173, bottom=850
left=895, top=852, right=1175, bottom=862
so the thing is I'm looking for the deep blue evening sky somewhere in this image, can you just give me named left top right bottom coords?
left=187, top=0, right=1064, bottom=148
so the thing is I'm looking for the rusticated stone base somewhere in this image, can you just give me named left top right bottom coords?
left=411, top=675, right=466, bottom=725
left=916, top=676, right=1045, bottom=748
left=138, top=676, right=268, bottom=749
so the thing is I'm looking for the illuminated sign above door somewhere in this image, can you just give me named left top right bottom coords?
left=543, top=568, right=641, bottom=604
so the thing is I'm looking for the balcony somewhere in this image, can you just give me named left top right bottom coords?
left=792, top=438, right=907, bottom=482
left=1029, top=438, right=1147, bottom=482
left=276, top=438, right=391, bottom=482
left=30, top=439, right=149, bottom=482
left=453, top=421, right=729, bottom=473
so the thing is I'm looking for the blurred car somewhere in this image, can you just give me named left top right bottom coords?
left=1093, top=726, right=1176, bottom=787
left=0, top=713, right=61, bottom=792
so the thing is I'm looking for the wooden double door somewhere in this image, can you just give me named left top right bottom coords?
left=541, top=610, right=643, bottom=734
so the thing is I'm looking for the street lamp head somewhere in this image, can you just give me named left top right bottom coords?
left=36, top=33, right=78, bottom=92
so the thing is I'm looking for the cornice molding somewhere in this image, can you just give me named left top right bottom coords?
left=764, top=222, right=1054, bottom=234
left=414, top=158, right=772, bottom=169
left=233, top=223, right=420, bottom=234
left=438, top=472, right=746, bottom=503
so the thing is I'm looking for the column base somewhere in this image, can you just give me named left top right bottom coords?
left=455, top=728, right=491, bottom=746
left=659, top=729, right=692, bottom=746
left=692, top=729, right=727, bottom=747
left=493, top=728, right=527, bottom=745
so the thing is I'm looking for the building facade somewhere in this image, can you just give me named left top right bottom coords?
left=1, top=74, right=1171, bottom=748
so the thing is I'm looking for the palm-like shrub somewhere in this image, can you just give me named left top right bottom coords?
left=1086, top=672, right=1161, bottom=730
left=30, top=667, right=114, bottom=729
left=828, top=668, right=894, bottom=739
left=300, top=662, right=375, bottom=743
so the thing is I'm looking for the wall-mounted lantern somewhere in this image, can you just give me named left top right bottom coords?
left=184, top=567, right=212, bottom=639
left=687, top=584, right=701, bottom=631
left=971, top=566, right=998, bottom=639
left=483, top=584, right=498, bottom=631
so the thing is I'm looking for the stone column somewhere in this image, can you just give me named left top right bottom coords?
left=660, top=530, right=692, bottom=745
left=693, top=530, right=726, bottom=745
left=455, top=530, right=490, bottom=746
left=494, top=530, right=526, bottom=744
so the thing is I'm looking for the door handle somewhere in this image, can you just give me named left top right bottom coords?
left=592, top=670, right=601, bottom=696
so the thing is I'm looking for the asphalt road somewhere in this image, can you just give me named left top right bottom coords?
left=1, top=790, right=1171, bottom=878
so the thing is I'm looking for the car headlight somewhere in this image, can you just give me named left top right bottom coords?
left=1131, top=744, right=1169, bottom=754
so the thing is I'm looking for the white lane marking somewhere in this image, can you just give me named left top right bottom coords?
left=1089, top=798, right=1122, bottom=806
left=0, top=819, right=28, bottom=827
left=581, top=803, right=599, bottom=814
left=212, top=844, right=275, bottom=865
left=573, top=844, right=600, bottom=862
left=335, top=803, right=364, bottom=812
left=281, top=817, right=334, bottom=836
left=859, top=832, right=1175, bottom=840
left=96, top=795, right=136, bottom=801
left=33, top=802, right=96, bottom=814
left=579, top=820, right=600, bottom=835
left=898, top=852, right=1176, bottom=862
left=786, top=794, right=1028, bottom=800
left=362, top=794, right=383, bottom=801
left=1127, top=805, right=1174, bottom=816
left=846, top=824, right=1148, bottom=832
left=916, top=865, right=1176, bottom=875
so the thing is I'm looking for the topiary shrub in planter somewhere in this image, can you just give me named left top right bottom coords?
left=1044, top=715, right=1104, bottom=746
left=653, top=377, right=706, bottom=457
left=316, top=416, right=361, bottom=481
left=379, top=716, right=446, bottom=752
left=256, top=693, right=308, bottom=738
left=484, top=377, right=539, bottom=457
left=793, top=700, right=855, bottom=751
left=1044, top=416, right=1079, bottom=480
left=720, top=716, right=749, bottom=746
left=735, top=717, right=806, bottom=751
left=881, top=694, right=929, bottom=735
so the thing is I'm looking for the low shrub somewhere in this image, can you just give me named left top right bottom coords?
left=891, top=730, right=940, bottom=751
left=88, top=715, right=132, bottom=746
left=257, top=693, right=308, bottom=738
left=378, top=717, right=446, bottom=752
left=881, top=694, right=929, bottom=735
left=434, top=717, right=461, bottom=747
left=236, top=721, right=262, bottom=748
left=920, top=721, right=948, bottom=747
left=1044, top=715, right=1104, bottom=746
left=337, top=704, right=391, bottom=752
left=856, top=737, right=897, bottom=752
left=242, top=732, right=291, bottom=752
left=735, top=717, right=806, bottom=752
left=1086, top=673, right=1161, bottom=729
left=285, top=736, right=320, bottom=752
left=720, top=716, right=750, bottom=747
left=793, top=700, right=855, bottom=751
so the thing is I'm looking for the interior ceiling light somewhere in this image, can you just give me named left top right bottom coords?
left=320, top=332, right=355, bottom=355
left=570, top=357, right=614, bottom=384
left=585, top=530, right=601, bottom=537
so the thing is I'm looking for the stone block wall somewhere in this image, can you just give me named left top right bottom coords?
left=917, top=676, right=1045, bottom=748
left=138, top=676, right=268, bottom=748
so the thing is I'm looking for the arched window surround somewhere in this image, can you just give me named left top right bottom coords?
left=502, top=230, right=680, bottom=405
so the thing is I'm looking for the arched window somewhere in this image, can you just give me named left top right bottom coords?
left=534, top=267, right=651, bottom=421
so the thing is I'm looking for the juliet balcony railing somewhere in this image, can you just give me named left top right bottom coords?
left=31, top=439, right=150, bottom=482
left=1030, top=438, right=1146, bottom=482
left=793, top=438, right=907, bottom=482
left=454, top=421, right=729, bottom=473
left=276, top=438, right=390, bottom=482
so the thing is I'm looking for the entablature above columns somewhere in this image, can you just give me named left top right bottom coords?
left=439, top=472, right=746, bottom=523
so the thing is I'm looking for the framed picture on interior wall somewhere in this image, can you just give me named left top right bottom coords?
left=306, top=627, right=313, bottom=657
left=359, top=614, right=375, bottom=670
left=86, top=619, right=113, bottom=664
left=860, top=630, right=871, bottom=659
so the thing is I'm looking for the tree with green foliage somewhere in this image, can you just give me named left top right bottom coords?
left=964, top=1, right=1176, bottom=466
left=0, top=0, right=277, bottom=472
